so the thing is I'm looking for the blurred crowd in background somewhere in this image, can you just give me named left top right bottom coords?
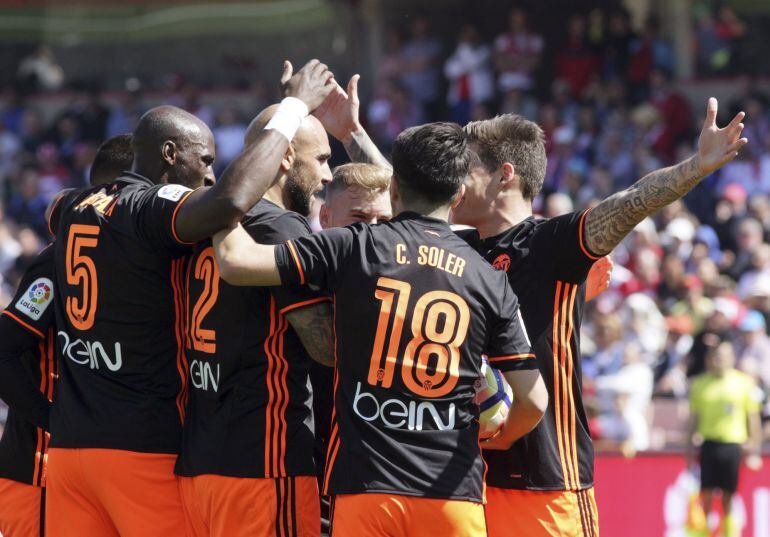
left=0, top=2, right=768, bottom=453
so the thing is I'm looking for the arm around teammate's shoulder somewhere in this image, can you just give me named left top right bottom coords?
left=213, top=224, right=282, bottom=286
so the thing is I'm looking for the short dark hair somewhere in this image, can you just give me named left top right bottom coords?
left=464, top=114, right=547, bottom=201
left=90, top=134, right=134, bottom=185
left=391, top=122, right=469, bottom=204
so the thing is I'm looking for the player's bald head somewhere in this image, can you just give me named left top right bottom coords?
left=245, top=103, right=332, bottom=217
left=131, top=105, right=216, bottom=188
left=244, top=105, right=325, bottom=147
left=133, top=105, right=213, bottom=153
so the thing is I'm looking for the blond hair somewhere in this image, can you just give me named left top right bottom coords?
left=326, top=163, right=391, bottom=199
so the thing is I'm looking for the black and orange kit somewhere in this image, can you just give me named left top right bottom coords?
left=0, top=247, right=57, bottom=537
left=176, top=200, right=327, bottom=537
left=477, top=210, right=601, bottom=537
left=274, top=212, right=535, bottom=536
left=45, top=173, right=196, bottom=537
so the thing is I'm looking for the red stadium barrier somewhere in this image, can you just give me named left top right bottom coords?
left=595, top=454, right=770, bottom=536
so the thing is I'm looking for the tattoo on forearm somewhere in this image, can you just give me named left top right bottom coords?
left=344, top=129, right=392, bottom=169
left=584, top=156, right=702, bottom=255
left=286, top=304, right=335, bottom=366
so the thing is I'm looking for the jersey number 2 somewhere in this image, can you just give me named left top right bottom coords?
left=65, top=224, right=100, bottom=330
left=188, top=246, right=219, bottom=353
left=367, top=277, right=470, bottom=398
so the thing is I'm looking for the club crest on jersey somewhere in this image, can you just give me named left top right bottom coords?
left=157, top=184, right=192, bottom=202
left=15, top=277, right=53, bottom=320
left=492, top=253, right=511, bottom=272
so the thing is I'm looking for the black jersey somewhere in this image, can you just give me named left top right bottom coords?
left=478, top=210, right=599, bottom=491
left=0, top=246, right=57, bottom=486
left=48, top=173, right=195, bottom=454
left=175, top=200, right=327, bottom=479
left=275, top=213, right=534, bottom=502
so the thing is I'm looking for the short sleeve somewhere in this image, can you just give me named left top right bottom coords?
left=689, top=379, right=702, bottom=415
left=532, top=210, right=601, bottom=284
left=745, top=377, right=762, bottom=413
left=133, top=184, right=196, bottom=253
left=1, top=246, right=56, bottom=339
left=242, top=211, right=329, bottom=314
left=486, top=280, right=537, bottom=372
left=275, top=226, right=358, bottom=292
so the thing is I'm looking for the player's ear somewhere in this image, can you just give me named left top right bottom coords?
left=450, top=184, right=466, bottom=210
left=162, top=141, right=177, bottom=166
left=499, top=162, right=519, bottom=192
left=281, top=144, right=295, bottom=173
left=319, top=203, right=330, bottom=229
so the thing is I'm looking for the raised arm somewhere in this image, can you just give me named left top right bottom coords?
left=583, top=98, right=748, bottom=256
left=175, top=60, right=336, bottom=242
left=213, top=224, right=281, bottom=287
left=313, top=74, right=392, bottom=169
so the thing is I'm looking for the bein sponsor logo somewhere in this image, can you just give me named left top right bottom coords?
left=190, top=359, right=220, bottom=392
left=58, top=331, right=122, bottom=371
left=352, top=381, right=456, bottom=431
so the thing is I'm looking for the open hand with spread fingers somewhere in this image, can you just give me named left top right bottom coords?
left=313, top=74, right=363, bottom=143
left=696, top=97, right=749, bottom=177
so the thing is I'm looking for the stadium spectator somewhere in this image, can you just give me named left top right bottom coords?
left=493, top=7, right=543, bottom=93
left=444, top=24, right=494, bottom=125
left=399, top=17, right=442, bottom=121
left=16, top=46, right=64, bottom=93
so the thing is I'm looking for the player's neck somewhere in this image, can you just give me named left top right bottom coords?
left=476, top=196, right=533, bottom=239
left=263, top=183, right=285, bottom=209
left=398, top=203, right=451, bottom=223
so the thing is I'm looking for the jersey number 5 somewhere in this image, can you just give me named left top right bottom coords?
left=188, top=246, right=219, bottom=354
left=65, top=224, right=100, bottom=330
left=367, top=277, right=470, bottom=398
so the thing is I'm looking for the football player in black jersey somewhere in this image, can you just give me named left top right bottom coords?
left=211, top=122, right=548, bottom=536
left=0, top=134, right=133, bottom=537
left=176, top=79, right=389, bottom=537
left=450, top=99, right=747, bottom=536
left=45, top=60, right=336, bottom=537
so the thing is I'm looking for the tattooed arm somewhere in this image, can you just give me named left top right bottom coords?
left=314, top=74, right=392, bottom=169
left=285, top=302, right=335, bottom=367
left=342, top=124, right=391, bottom=169
left=583, top=98, right=748, bottom=256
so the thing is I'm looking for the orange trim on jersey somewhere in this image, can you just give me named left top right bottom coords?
left=564, top=284, right=580, bottom=489
left=487, top=353, right=536, bottom=363
left=278, top=296, right=331, bottom=316
left=264, top=297, right=292, bottom=478
left=264, top=297, right=277, bottom=476
left=559, top=283, right=576, bottom=489
left=171, top=190, right=196, bottom=246
left=323, top=294, right=340, bottom=495
left=276, top=312, right=290, bottom=477
left=577, top=210, right=602, bottom=261
left=47, top=192, right=65, bottom=237
left=2, top=310, right=45, bottom=339
left=171, top=259, right=189, bottom=424
left=552, top=282, right=570, bottom=489
left=285, top=240, right=305, bottom=285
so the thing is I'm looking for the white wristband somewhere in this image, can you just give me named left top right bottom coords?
left=265, top=97, right=309, bottom=142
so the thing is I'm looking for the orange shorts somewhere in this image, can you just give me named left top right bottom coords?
left=330, top=493, right=486, bottom=537
left=0, top=478, right=43, bottom=537
left=485, top=487, right=599, bottom=537
left=45, top=448, right=187, bottom=537
left=179, top=474, right=320, bottom=537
